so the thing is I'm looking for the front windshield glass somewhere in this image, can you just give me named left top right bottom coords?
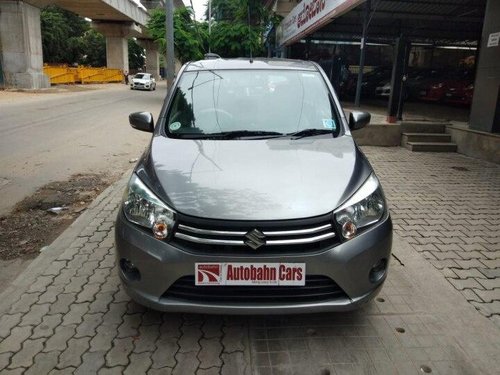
left=135, top=74, right=146, bottom=79
left=165, top=69, right=340, bottom=138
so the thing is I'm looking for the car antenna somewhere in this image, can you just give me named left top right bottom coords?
left=247, top=4, right=253, bottom=63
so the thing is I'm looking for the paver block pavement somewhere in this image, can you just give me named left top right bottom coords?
left=0, top=151, right=499, bottom=374
left=364, top=147, right=500, bottom=323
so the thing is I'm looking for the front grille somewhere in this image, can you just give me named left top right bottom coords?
left=172, top=214, right=339, bottom=254
left=162, top=275, right=348, bottom=303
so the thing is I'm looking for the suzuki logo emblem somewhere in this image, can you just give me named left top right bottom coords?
left=244, top=229, right=266, bottom=250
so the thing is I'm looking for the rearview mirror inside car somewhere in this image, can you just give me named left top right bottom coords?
left=129, top=112, right=154, bottom=133
left=349, top=111, right=371, bottom=130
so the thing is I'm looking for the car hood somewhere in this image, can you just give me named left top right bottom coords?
left=132, top=78, right=150, bottom=83
left=138, top=135, right=372, bottom=220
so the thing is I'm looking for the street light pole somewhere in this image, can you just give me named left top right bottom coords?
left=165, top=0, right=175, bottom=91
left=208, top=0, right=212, bottom=53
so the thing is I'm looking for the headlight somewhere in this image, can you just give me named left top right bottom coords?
left=123, top=174, right=176, bottom=240
left=334, top=174, right=386, bottom=240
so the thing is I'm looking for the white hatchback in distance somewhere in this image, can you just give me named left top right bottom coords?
left=130, top=73, right=156, bottom=91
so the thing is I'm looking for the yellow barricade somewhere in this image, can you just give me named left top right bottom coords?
left=78, top=67, right=123, bottom=84
left=43, top=65, right=76, bottom=84
left=43, top=65, right=123, bottom=85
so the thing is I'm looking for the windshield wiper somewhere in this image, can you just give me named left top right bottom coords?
left=287, top=128, right=333, bottom=139
left=172, top=130, right=283, bottom=140
left=206, top=130, right=284, bottom=139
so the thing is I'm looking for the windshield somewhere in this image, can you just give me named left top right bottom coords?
left=165, top=69, right=340, bottom=139
left=135, top=74, right=147, bottom=79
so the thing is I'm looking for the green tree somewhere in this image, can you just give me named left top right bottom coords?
left=41, top=5, right=89, bottom=64
left=147, top=7, right=206, bottom=64
left=78, top=30, right=106, bottom=67
left=129, top=39, right=145, bottom=70
left=147, top=1, right=272, bottom=61
left=210, top=21, right=264, bottom=58
left=206, top=0, right=239, bottom=21
left=206, top=0, right=271, bottom=57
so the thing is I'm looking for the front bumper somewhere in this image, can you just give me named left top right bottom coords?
left=115, top=210, right=392, bottom=314
left=130, top=83, right=151, bottom=90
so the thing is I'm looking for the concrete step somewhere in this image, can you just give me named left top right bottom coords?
left=402, top=133, right=452, bottom=143
left=405, top=142, right=458, bottom=152
left=400, top=121, right=449, bottom=134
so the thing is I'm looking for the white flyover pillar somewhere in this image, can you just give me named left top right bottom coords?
left=0, top=0, right=50, bottom=89
left=107, top=37, right=129, bottom=72
left=137, top=39, right=160, bottom=79
left=92, top=22, right=142, bottom=73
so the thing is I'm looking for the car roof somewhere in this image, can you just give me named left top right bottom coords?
left=185, top=58, right=318, bottom=72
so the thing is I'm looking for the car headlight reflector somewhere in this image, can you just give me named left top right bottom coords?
left=334, top=174, right=385, bottom=240
left=123, top=174, right=176, bottom=240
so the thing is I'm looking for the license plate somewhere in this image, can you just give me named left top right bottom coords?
left=195, top=263, right=306, bottom=286
left=420, top=90, right=427, bottom=96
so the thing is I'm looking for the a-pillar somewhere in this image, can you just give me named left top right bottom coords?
left=469, top=0, right=500, bottom=133
left=137, top=39, right=160, bottom=79
left=0, top=0, right=50, bottom=89
left=92, top=22, right=141, bottom=73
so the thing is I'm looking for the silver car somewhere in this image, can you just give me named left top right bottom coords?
left=115, top=58, right=392, bottom=314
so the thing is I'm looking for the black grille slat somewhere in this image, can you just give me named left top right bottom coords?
left=162, top=275, right=348, bottom=303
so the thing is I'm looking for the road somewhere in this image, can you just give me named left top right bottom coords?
left=0, top=84, right=166, bottom=215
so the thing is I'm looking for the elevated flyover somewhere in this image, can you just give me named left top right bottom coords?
left=0, top=0, right=182, bottom=88
left=24, top=0, right=150, bottom=24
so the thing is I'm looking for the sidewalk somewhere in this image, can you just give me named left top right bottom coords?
left=0, top=148, right=499, bottom=374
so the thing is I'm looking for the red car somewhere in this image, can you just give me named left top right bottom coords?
left=444, top=81, right=474, bottom=106
left=418, top=69, right=474, bottom=103
left=419, top=81, right=448, bottom=102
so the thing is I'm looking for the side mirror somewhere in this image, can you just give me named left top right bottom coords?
left=349, top=111, right=371, bottom=130
left=129, top=112, right=154, bottom=133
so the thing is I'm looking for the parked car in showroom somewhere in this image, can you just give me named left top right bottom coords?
left=443, top=81, right=474, bottom=106
left=406, top=68, right=443, bottom=100
left=418, top=69, right=473, bottom=103
left=375, top=68, right=426, bottom=100
left=115, top=57, right=392, bottom=314
left=342, top=66, right=392, bottom=98
left=130, top=73, right=156, bottom=91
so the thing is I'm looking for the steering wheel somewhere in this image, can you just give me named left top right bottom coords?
left=198, top=108, right=234, bottom=121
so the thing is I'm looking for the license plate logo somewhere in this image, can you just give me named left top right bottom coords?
left=197, top=264, right=222, bottom=285
left=195, top=263, right=306, bottom=286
